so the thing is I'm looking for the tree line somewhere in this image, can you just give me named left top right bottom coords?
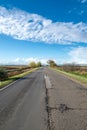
left=1, top=59, right=84, bottom=81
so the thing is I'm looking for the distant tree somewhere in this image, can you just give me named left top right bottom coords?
left=36, top=62, right=42, bottom=67
left=47, top=60, right=57, bottom=67
left=0, top=68, right=8, bottom=81
left=29, top=62, right=37, bottom=68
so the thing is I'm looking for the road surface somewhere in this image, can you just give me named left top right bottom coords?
left=0, top=68, right=47, bottom=130
left=0, top=67, right=87, bottom=130
left=45, top=68, right=87, bottom=130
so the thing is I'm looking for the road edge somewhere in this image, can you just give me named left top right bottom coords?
left=50, top=67, right=87, bottom=89
left=0, top=68, right=38, bottom=92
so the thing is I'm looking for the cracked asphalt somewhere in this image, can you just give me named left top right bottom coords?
left=0, top=67, right=87, bottom=130
left=45, top=67, right=87, bottom=130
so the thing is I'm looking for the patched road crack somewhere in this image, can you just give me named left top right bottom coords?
left=44, top=74, right=55, bottom=130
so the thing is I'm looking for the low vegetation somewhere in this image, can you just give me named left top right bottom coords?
left=58, top=64, right=87, bottom=78
left=0, top=68, right=8, bottom=81
left=48, top=60, right=87, bottom=85
left=29, top=61, right=42, bottom=68
left=0, top=68, right=37, bottom=88
left=0, top=64, right=40, bottom=88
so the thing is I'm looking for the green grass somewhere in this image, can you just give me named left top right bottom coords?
left=0, top=68, right=38, bottom=89
left=51, top=67, right=87, bottom=85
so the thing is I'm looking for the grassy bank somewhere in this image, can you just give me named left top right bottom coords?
left=0, top=68, right=37, bottom=89
left=52, top=67, right=87, bottom=85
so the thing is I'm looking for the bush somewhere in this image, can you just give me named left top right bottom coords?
left=29, top=62, right=37, bottom=68
left=36, top=62, right=42, bottom=67
left=0, top=68, right=8, bottom=81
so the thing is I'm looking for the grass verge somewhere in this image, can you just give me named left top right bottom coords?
left=0, top=68, right=38, bottom=89
left=51, top=67, right=87, bottom=85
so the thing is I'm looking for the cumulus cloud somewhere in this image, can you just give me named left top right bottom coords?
left=69, top=47, right=87, bottom=64
left=0, top=6, right=87, bottom=44
left=80, top=0, right=87, bottom=3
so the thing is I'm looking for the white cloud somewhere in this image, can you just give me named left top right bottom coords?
left=0, top=6, right=87, bottom=44
left=80, top=0, right=87, bottom=3
left=0, top=57, right=50, bottom=65
left=14, top=57, right=48, bottom=65
left=69, top=47, right=87, bottom=64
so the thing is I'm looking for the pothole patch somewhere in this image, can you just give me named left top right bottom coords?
left=58, top=104, right=73, bottom=113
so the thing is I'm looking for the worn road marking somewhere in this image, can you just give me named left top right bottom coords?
left=44, top=75, right=52, bottom=89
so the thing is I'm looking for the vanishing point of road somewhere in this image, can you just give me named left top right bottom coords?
left=0, top=67, right=87, bottom=130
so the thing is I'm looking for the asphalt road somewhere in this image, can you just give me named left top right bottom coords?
left=0, top=68, right=47, bottom=130
left=45, top=68, right=87, bottom=130
left=0, top=67, right=87, bottom=130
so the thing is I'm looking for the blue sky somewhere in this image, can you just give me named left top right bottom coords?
left=0, top=0, right=87, bottom=65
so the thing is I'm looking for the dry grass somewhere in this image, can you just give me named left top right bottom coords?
left=0, top=65, right=31, bottom=77
left=51, top=65, right=87, bottom=85
left=0, top=67, right=37, bottom=88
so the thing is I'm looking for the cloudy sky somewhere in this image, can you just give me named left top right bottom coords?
left=0, top=0, right=87, bottom=65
